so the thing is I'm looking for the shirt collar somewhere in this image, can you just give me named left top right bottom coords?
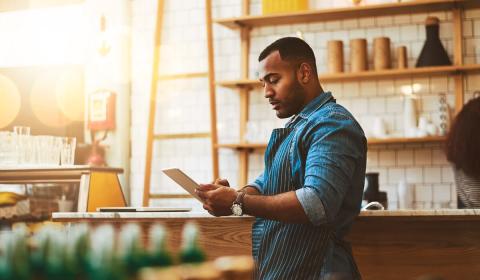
left=286, top=92, right=334, bottom=127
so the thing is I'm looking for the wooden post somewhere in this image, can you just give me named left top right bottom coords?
left=453, top=8, right=464, bottom=114
left=205, top=0, right=220, bottom=180
left=238, top=0, right=251, bottom=187
left=143, top=0, right=165, bottom=206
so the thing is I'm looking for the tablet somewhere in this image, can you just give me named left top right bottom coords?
left=97, top=207, right=192, bottom=212
left=162, top=168, right=203, bottom=202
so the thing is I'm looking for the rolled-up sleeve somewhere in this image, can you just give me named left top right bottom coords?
left=248, top=172, right=265, bottom=194
left=295, top=114, right=361, bottom=226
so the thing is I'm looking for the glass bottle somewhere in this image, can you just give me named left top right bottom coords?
left=179, top=222, right=205, bottom=264
left=148, top=224, right=173, bottom=267
left=416, top=16, right=451, bottom=67
left=364, top=172, right=380, bottom=203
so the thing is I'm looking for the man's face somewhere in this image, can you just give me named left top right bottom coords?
left=258, top=51, right=307, bottom=119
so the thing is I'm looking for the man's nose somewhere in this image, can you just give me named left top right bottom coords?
left=264, top=84, right=274, bottom=99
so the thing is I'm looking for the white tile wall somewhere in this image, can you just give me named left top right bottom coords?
left=129, top=0, right=480, bottom=208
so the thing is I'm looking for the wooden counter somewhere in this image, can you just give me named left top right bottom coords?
left=53, top=209, right=480, bottom=280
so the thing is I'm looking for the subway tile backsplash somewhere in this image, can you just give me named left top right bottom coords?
left=129, top=0, right=480, bottom=208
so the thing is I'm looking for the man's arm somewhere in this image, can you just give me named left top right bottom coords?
left=239, top=185, right=261, bottom=195
left=242, top=191, right=309, bottom=223
left=197, top=112, right=365, bottom=225
left=197, top=184, right=309, bottom=223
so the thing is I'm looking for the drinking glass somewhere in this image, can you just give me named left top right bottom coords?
left=0, top=131, right=16, bottom=166
left=13, top=126, right=31, bottom=166
left=61, top=137, right=76, bottom=166
left=35, top=135, right=56, bottom=166
left=13, top=126, right=31, bottom=136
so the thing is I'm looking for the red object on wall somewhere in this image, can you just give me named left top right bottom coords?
left=88, top=90, right=116, bottom=131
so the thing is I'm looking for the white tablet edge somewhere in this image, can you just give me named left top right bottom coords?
left=162, top=168, right=203, bottom=202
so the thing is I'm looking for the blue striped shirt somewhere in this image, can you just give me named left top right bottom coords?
left=250, top=92, right=367, bottom=279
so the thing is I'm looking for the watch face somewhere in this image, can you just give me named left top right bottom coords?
left=231, top=204, right=242, bottom=216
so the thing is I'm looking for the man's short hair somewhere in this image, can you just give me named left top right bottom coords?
left=258, top=37, right=318, bottom=75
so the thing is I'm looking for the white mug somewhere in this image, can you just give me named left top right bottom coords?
left=372, top=117, right=387, bottom=138
left=397, top=180, right=414, bottom=209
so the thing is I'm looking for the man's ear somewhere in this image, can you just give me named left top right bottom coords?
left=298, top=62, right=312, bottom=84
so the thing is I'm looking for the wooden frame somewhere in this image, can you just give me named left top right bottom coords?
left=143, top=0, right=165, bottom=206
left=143, top=0, right=219, bottom=206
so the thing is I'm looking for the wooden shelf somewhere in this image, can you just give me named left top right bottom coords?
left=154, top=132, right=211, bottom=140
left=216, top=143, right=267, bottom=150
left=158, top=72, right=208, bottom=81
left=367, top=135, right=446, bottom=145
left=216, top=64, right=480, bottom=89
left=214, top=0, right=480, bottom=29
left=216, top=136, right=446, bottom=151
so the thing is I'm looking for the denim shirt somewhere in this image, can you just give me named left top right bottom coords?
left=250, top=92, right=367, bottom=275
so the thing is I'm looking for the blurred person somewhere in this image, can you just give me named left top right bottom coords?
left=197, top=37, right=367, bottom=279
left=446, top=95, right=480, bottom=208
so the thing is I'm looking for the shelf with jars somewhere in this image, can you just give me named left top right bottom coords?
left=217, top=64, right=480, bottom=88
left=208, top=0, right=479, bottom=186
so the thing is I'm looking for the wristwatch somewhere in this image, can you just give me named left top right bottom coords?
left=231, top=191, right=246, bottom=216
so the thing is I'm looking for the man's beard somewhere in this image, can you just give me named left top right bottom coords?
left=276, top=79, right=306, bottom=119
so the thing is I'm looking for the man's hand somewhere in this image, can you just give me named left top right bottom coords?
left=196, top=183, right=237, bottom=216
left=212, top=178, right=230, bottom=187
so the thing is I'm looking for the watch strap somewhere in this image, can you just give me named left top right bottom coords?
left=235, top=190, right=246, bottom=206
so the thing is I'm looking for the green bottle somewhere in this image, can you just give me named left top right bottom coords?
left=0, top=231, right=14, bottom=280
left=179, top=222, right=205, bottom=264
left=9, top=225, right=31, bottom=280
left=29, top=225, right=52, bottom=280
left=65, top=223, right=90, bottom=279
left=44, top=227, right=70, bottom=280
left=86, top=224, right=120, bottom=280
left=147, top=224, right=172, bottom=267
left=118, top=223, right=148, bottom=277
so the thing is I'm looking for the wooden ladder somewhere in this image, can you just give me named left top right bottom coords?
left=142, top=0, right=219, bottom=206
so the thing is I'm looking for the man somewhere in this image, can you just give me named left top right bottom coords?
left=196, top=37, right=366, bottom=279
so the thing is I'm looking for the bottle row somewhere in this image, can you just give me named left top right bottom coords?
left=0, top=222, right=253, bottom=280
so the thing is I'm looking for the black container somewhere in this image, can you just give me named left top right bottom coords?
left=377, top=191, right=388, bottom=210
left=363, top=172, right=379, bottom=203
left=416, top=16, right=451, bottom=67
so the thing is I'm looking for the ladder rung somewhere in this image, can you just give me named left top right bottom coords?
left=149, top=194, right=193, bottom=199
left=154, top=132, right=211, bottom=140
left=158, top=72, right=208, bottom=81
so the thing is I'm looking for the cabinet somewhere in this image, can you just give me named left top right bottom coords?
left=207, top=0, right=480, bottom=186
left=0, top=166, right=126, bottom=223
